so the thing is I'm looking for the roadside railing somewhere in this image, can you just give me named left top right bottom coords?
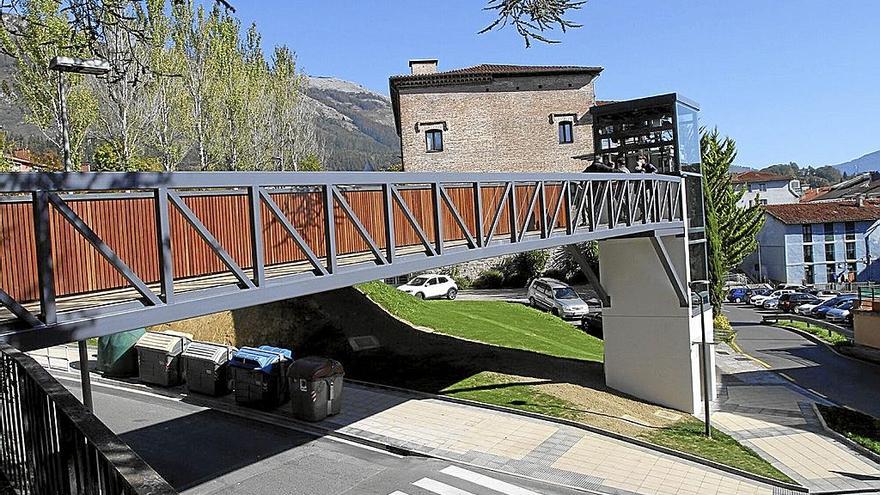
left=761, top=312, right=853, bottom=340
left=0, top=344, right=176, bottom=495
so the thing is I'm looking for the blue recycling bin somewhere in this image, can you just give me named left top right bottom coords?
left=229, top=346, right=293, bottom=408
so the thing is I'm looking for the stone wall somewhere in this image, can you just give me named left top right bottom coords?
left=398, top=73, right=597, bottom=173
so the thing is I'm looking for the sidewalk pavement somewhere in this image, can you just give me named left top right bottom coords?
left=33, top=345, right=796, bottom=495
left=714, top=343, right=880, bottom=494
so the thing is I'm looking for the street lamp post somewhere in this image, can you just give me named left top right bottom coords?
left=690, top=279, right=713, bottom=438
left=48, top=56, right=110, bottom=172
left=47, top=56, right=110, bottom=411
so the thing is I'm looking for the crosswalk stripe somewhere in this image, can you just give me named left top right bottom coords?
left=413, top=477, right=476, bottom=495
left=440, top=466, right=543, bottom=495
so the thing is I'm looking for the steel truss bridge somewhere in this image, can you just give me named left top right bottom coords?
left=0, top=172, right=685, bottom=350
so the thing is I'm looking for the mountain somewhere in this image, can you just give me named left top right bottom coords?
left=304, top=76, right=399, bottom=170
left=0, top=54, right=400, bottom=170
left=830, top=150, right=880, bottom=176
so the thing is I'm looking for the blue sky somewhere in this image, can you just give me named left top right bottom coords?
left=233, top=0, right=879, bottom=168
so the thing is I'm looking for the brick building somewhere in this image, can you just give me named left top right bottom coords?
left=389, top=60, right=602, bottom=172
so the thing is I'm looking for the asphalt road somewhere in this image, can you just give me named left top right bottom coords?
left=723, top=303, right=880, bottom=417
left=53, top=370, right=591, bottom=495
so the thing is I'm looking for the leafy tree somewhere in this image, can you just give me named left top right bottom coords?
left=549, top=241, right=598, bottom=281
left=702, top=128, right=765, bottom=311
left=0, top=129, right=11, bottom=170
left=297, top=153, right=322, bottom=171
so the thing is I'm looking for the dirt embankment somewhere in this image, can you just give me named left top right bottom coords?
left=154, top=287, right=682, bottom=435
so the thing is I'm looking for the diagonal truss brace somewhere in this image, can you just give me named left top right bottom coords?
left=47, top=192, right=162, bottom=306
left=332, top=186, right=387, bottom=266
left=650, top=234, right=689, bottom=307
left=564, top=245, right=610, bottom=307
left=438, top=186, right=478, bottom=249
left=167, top=191, right=255, bottom=289
left=258, top=189, right=328, bottom=276
left=0, top=288, right=41, bottom=327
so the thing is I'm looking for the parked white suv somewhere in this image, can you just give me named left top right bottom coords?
left=527, top=278, right=590, bottom=319
left=397, top=274, right=458, bottom=300
left=750, top=289, right=794, bottom=306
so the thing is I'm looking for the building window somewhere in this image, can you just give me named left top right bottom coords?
left=846, top=241, right=857, bottom=260
left=845, top=221, right=856, bottom=241
left=826, top=264, right=836, bottom=283
left=802, top=224, right=812, bottom=243
left=803, top=245, right=813, bottom=263
left=824, top=222, right=834, bottom=241
left=825, top=242, right=835, bottom=262
left=425, top=129, right=443, bottom=152
left=758, top=183, right=767, bottom=192
left=558, top=121, right=573, bottom=144
left=759, top=199, right=768, bottom=206
left=804, top=265, right=814, bottom=285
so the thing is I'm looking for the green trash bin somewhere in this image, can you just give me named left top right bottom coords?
left=97, top=328, right=145, bottom=377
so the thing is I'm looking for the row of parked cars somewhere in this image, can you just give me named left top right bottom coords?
left=727, top=286, right=857, bottom=324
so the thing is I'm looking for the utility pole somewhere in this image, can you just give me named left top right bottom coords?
left=48, top=56, right=110, bottom=411
left=690, top=279, right=713, bottom=438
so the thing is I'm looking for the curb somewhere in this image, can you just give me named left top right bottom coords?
left=346, top=379, right=807, bottom=493
left=810, top=403, right=880, bottom=467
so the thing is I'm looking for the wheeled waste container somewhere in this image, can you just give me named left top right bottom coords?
left=97, top=328, right=145, bottom=377
left=287, top=357, right=344, bottom=422
left=182, top=342, right=237, bottom=396
left=229, top=346, right=293, bottom=408
left=134, top=331, right=192, bottom=386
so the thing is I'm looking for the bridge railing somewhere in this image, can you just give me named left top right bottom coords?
left=0, top=343, right=176, bottom=495
left=0, top=172, right=684, bottom=349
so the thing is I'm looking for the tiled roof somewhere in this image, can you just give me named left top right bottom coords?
left=731, top=171, right=793, bottom=183
left=765, top=201, right=880, bottom=224
left=390, top=64, right=603, bottom=82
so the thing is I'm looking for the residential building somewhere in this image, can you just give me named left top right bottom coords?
left=731, top=171, right=801, bottom=207
left=741, top=200, right=880, bottom=286
left=389, top=60, right=602, bottom=172
left=804, top=172, right=880, bottom=202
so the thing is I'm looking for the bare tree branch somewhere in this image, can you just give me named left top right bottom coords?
left=480, top=0, right=587, bottom=47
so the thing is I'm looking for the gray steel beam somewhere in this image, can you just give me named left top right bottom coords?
left=31, top=191, right=56, bottom=324
left=484, top=182, right=512, bottom=246
left=248, top=186, right=266, bottom=287
left=0, top=288, right=41, bottom=327
left=0, top=171, right=680, bottom=192
left=153, top=188, right=174, bottom=303
left=323, top=185, right=338, bottom=274
left=439, top=186, right=477, bottom=249
left=564, top=245, right=610, bottom=307
left=332, top=186, right=387, bottom=265
left=431, top=183, right=444, bottom=255
left=390, top=185, right=436, bottom=256
left=382, top=184, right=395, bottom=263
left=650, top=234, right=690, bottom=307
left=2, top=221, right=684, bottom=351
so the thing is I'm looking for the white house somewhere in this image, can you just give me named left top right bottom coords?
left=732, top=171, right=801, bottom=207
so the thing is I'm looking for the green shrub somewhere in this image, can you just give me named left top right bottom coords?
left=472, top=269, right=504, bottom=289
left=713, top=314, right=734, bottom=343
left=541, top=268, right=570, bottom=283
left=440, top=266, right=472, bottom=289
left=500, top=250, right=550, bottom=288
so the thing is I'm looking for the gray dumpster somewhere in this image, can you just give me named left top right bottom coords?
left=134, top=331, right=191, bottom=386
left=182, top=342, right=236, bottom=396
left=287, top=357, right=344, bottom=422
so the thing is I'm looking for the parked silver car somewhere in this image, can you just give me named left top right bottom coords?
left=527, top=278, right=590, bottom=319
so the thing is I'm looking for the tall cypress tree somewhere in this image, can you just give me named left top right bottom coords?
left=701, top=128, right=765, bottom=311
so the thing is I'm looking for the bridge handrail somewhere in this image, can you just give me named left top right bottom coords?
left=0, top=343, right=177, bottom=495
left=0, top=170, right=683, bottom=192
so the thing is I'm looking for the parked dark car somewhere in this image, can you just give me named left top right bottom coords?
left=811, top=295, right=858, bottom=319
left=778, top=292, right=820, bottom=313
left=580, top=312, right=603, bottom=338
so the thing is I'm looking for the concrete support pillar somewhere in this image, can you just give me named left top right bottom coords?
left=598, top=235, right=715, bottom=414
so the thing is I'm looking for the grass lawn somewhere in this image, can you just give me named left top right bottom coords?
left=773, top=320, right=850, bottom=346
left=357, top=281, right=603, bottom=362
left=643, top=421, right=795, bottom=483
left=817, top=405, right=880, bottom=456
left=359, top=281, right=793, bottom=483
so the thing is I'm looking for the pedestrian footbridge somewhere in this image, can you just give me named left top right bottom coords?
left=0, top=171, right=684, bottom=351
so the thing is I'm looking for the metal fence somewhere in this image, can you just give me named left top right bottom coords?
left=0, top=344, right=176, bottom=495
